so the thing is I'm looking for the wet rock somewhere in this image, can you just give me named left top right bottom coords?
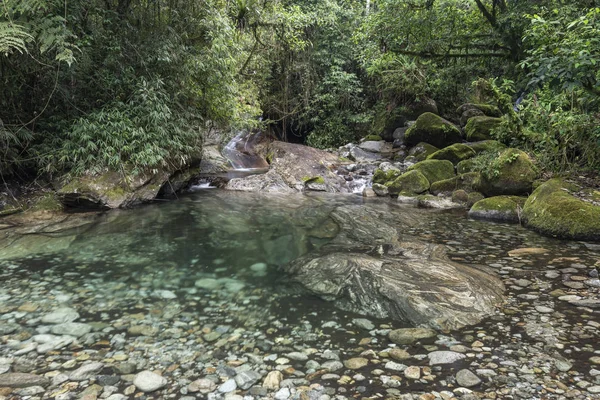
left=321, top=361, right=344, bottom=372
left=133, top=370, right=167, bottom=393
left=389, top=328, right=437, bottom=345
left=404, top=366, right=420, bottom=380
left=344, top=358, right=369, bottom=370
left=428, top=351, right=465, bottom=365
left=234, top=370, right=262, bottom=390
left=70, top=362, right=104, bottom=381
left=388, top=348, right=411, bottom=361
left=352, top=318, right=375, bottom=330
left=41, top=307, right=80, bottom=324
left=263, top=371, right=283, bottom=390
left=50, top=322, right=92, bottom=337
left=189, top=378, right=217, bottom=393
left=455, top=369, right=481, bottom=387
left=218, top=379, right=237, bottom=393
left=0, top=373, right=49, bottom=388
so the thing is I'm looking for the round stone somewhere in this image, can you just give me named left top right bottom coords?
left=343, top=358, right=369, bottom=370
left=133, top=371, right=167, bottom=393
left=455, top=369, right=481, bottom=388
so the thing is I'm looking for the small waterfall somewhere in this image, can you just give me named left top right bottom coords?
left=222, top=131, right=270, bottom=171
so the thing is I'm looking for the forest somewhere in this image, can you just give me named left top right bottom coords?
left=1, top=0, right=599, bottom=181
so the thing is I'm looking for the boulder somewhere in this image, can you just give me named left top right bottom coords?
left=405, top=142, right=439, bottom=163
left=373, top=169, right=402, bottom=185
left=386, top=170, right=430, bottom=196
left=349, top=146, right=385, bottom=162
left=457, top=103, right=502, bottom=126
left=283, top=205, right=505, bottom=330
left=466, top=140, right=506, bottom=154
left=465, top=116, right=502, bottom=141
left=359, top=141, right=386, bottom=153
left=430, top=173, right=479, bottom=196
left=474, top=149, right=537, bottom=197
left=427, top=143, right=476, bottom=165
left=452, top=190, right=484, bottom=207
left=58, top=170, right=172, bottom=210
left=523, top=179, right=600, bottom=241
left=404, top=113, right=462, bottom=148
left=469, top=196, right=527, bottom=223
left=380, top=98, right=439, bottom=140
left=407, top=160, right=455, bottom=185
left=226, top=141, right=346, bottom=193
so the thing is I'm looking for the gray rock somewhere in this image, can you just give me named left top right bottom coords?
left=0, top=373, right=49, bottom=388
left=321, top=361, right=343, bottom=372
left=218, top=378, right=237, bottom=393
left=455, top=369, right=481, bottom=387
left=41, top=307, right=80, bottom=324
left=350, top=146, right=384, bottom=162
left=359, top=141, right=386, bottom=153
left=70, top=362, right=104, bottom=381
left=133, top=370, right=167, bottom=393
left=389, top=328, right=437, bottom=345
left=286, top=352, right=308, bottom=362
left=352, top=318, right=375, bottom=330
left=428, top=351, right=466, bottom=366
left=188, top=378, right=217, bottom=394
left=385, top=361, right=407, bottom=372
left=274, top=387, right=291, bottom=400
left=234, top=370, right=262, bottom=390
left=50, top=322, right=92, bottom=337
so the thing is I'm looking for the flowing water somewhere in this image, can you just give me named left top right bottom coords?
left=0, top=190, right=599, bottom=399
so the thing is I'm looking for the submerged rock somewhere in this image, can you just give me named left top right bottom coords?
left=283, top=205, right=505, bottom=330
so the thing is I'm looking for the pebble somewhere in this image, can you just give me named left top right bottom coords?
left=218, top=379, right=237, bottom=393
left=388, top=328, right=436, bottom=345
left=455, top=369, right=481, bottom=387
left=344, top=358, right=369, bottom=370
left=428, top=351, right=466, bottom=366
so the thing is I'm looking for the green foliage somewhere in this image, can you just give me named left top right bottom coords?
left=46, top=79, right=201, bottom=175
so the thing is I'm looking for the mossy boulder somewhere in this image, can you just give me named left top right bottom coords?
left=474, top=149, right=537, bottom=197
left=405, top=142, right=439, bottom=163
left=430, top=172, right=479, bottom=195
left=457, top=103, right=502, bottom=126
left=29, top=193, right=63, bottom=212
left=466, top=140, right=506, bottom=154
left=452, top=190, right=484, bottom=207
left=407, top=159, right=455, bottom=186
left=522, top=179, right=600, bottom=241
left=373, top=169, right=402, bottom=185
left=427, top=143, right=476, bottom=165
left=469, top=196, right=527, bottom=223
left=404, top=113, right=462, bottom=148
left=456, top=158, right=477, bottom=174
left=364, top=134, right=383, bottom=141
left=386, top=170, right=430, bottom=196
left=465, top=116, right=502, bottom=141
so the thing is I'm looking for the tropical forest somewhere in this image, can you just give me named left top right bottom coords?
left=1, top=1, right=600, bottom=399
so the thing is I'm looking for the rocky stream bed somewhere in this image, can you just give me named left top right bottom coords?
left=0, top=190, right=599, bottom=400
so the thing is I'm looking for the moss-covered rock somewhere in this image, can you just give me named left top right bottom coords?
left=457, top=103, right=502, bottom=122
left=465, top=116, right=502, bottom=141
left=467, top=192, right=485, bottom=206
left=427, top=143, right=476, bottom=165
left=373, top=169, right=402, bottom=185
left=407, top=159, right=455, bottom=186
left=364, top=134, right=383, bottom=141
left=415, top=194, right=464, bottom=209
left=404, top=113, right=462, bottom=148
left=372, top=183, right=389, bottom=197
left=474, top=149, right=537, bottom=197
left=522, top=179, right=600, bottom=241
left=29, top=193, right=63, bottom=212
left=430, top=172, right=479, bottom=195
left=466, top=140, right=506, bottom=154
left=405, top=142, right=439, bottom=163
left=456, top=158, right=477, bottom=174
left=469, top=196, right=527, bottom=223
left=386, top=170, right=430, bottom=196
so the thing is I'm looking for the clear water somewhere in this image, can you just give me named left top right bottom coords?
left=1, top=190, right=599, bottom=398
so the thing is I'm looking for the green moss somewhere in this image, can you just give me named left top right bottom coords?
left=404, top=112, right=462, bottom=148
left=430, top=172, right=479, bottom=195
left=29, top=193, right=63, bottom=212
left=385, top=170, right=430, bottom=196
left=456, top=158, right=477, bottom=174
left=373, top=169, right=402, bottom=185
left=451, top=189, right=470, bottom=204
left=467, top=191, right=485, bottom=206
left=407, top=142, right=439, bottom=162
left=364, top=135, right=383, bottom=141
left=465, top=116, right=502, bottom=141
left=469, top=195, right=526, bottom=223
left=467, top=140, right=506, bottom=154
left=523, top=179, right=600, bottom=240
left=474, top=149, right=537, bottom=196
left=457, top=103, right=502, bottom=117
left=302, top=176, right=325, bottom=184
left=407, top=159, right=455, bottom=185
left=427, top=143, right=476, bottom=165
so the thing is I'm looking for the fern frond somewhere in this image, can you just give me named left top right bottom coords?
left=0, top=22, right=32, bottom=55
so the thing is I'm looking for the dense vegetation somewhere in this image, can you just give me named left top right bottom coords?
left=1, top=0, right=599, bottom=181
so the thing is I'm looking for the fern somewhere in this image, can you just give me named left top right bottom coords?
left=0, top=22, right=32, bottom=55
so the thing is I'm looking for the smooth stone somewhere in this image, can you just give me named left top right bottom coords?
left=535, top=306, right=553, bottom=313
left=107, top=395, right=128, bottom=400
left=133, top=370, right=167, bottom=393
left=234, top=370, right=262, bottom=390
left=263, top=371, right=283, bottom=390
left=189, top=378, right=217, bottom=394
left=218, top=379, right=237, bottom=393
left=50, top=322, right=92, bottom=337
left=70, top=362, right=104, bottom=381
left=321, top=361, right=343, bottom=372
left=404, top=366, right=420, bottom=380
left=274, top=387, right=291, bottom=400
left=194, top=278, right=221, bottom=290
left=250, top=263, right=267, bottom=272
left=555, top=360, right=573, bottom=372
left=0, top=373, right=49, bottom=388
left=388, top=348, right=411, bottom=361
left=385, top=361, right=407, bottom=372
left=286, top=352, right=308, bottom=362
left=344, top=358, right=369, bottom=370
left=352, top=318, right=375, bottom=330
left=455, top=369, right=481, bottom=387
left=428, top=351, right=466, bottom=366
left=389, top=328, right=437, bottom=345
left=590, top=357, right=600, bottom=365
left=41, top=308, right=80, bottom=324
